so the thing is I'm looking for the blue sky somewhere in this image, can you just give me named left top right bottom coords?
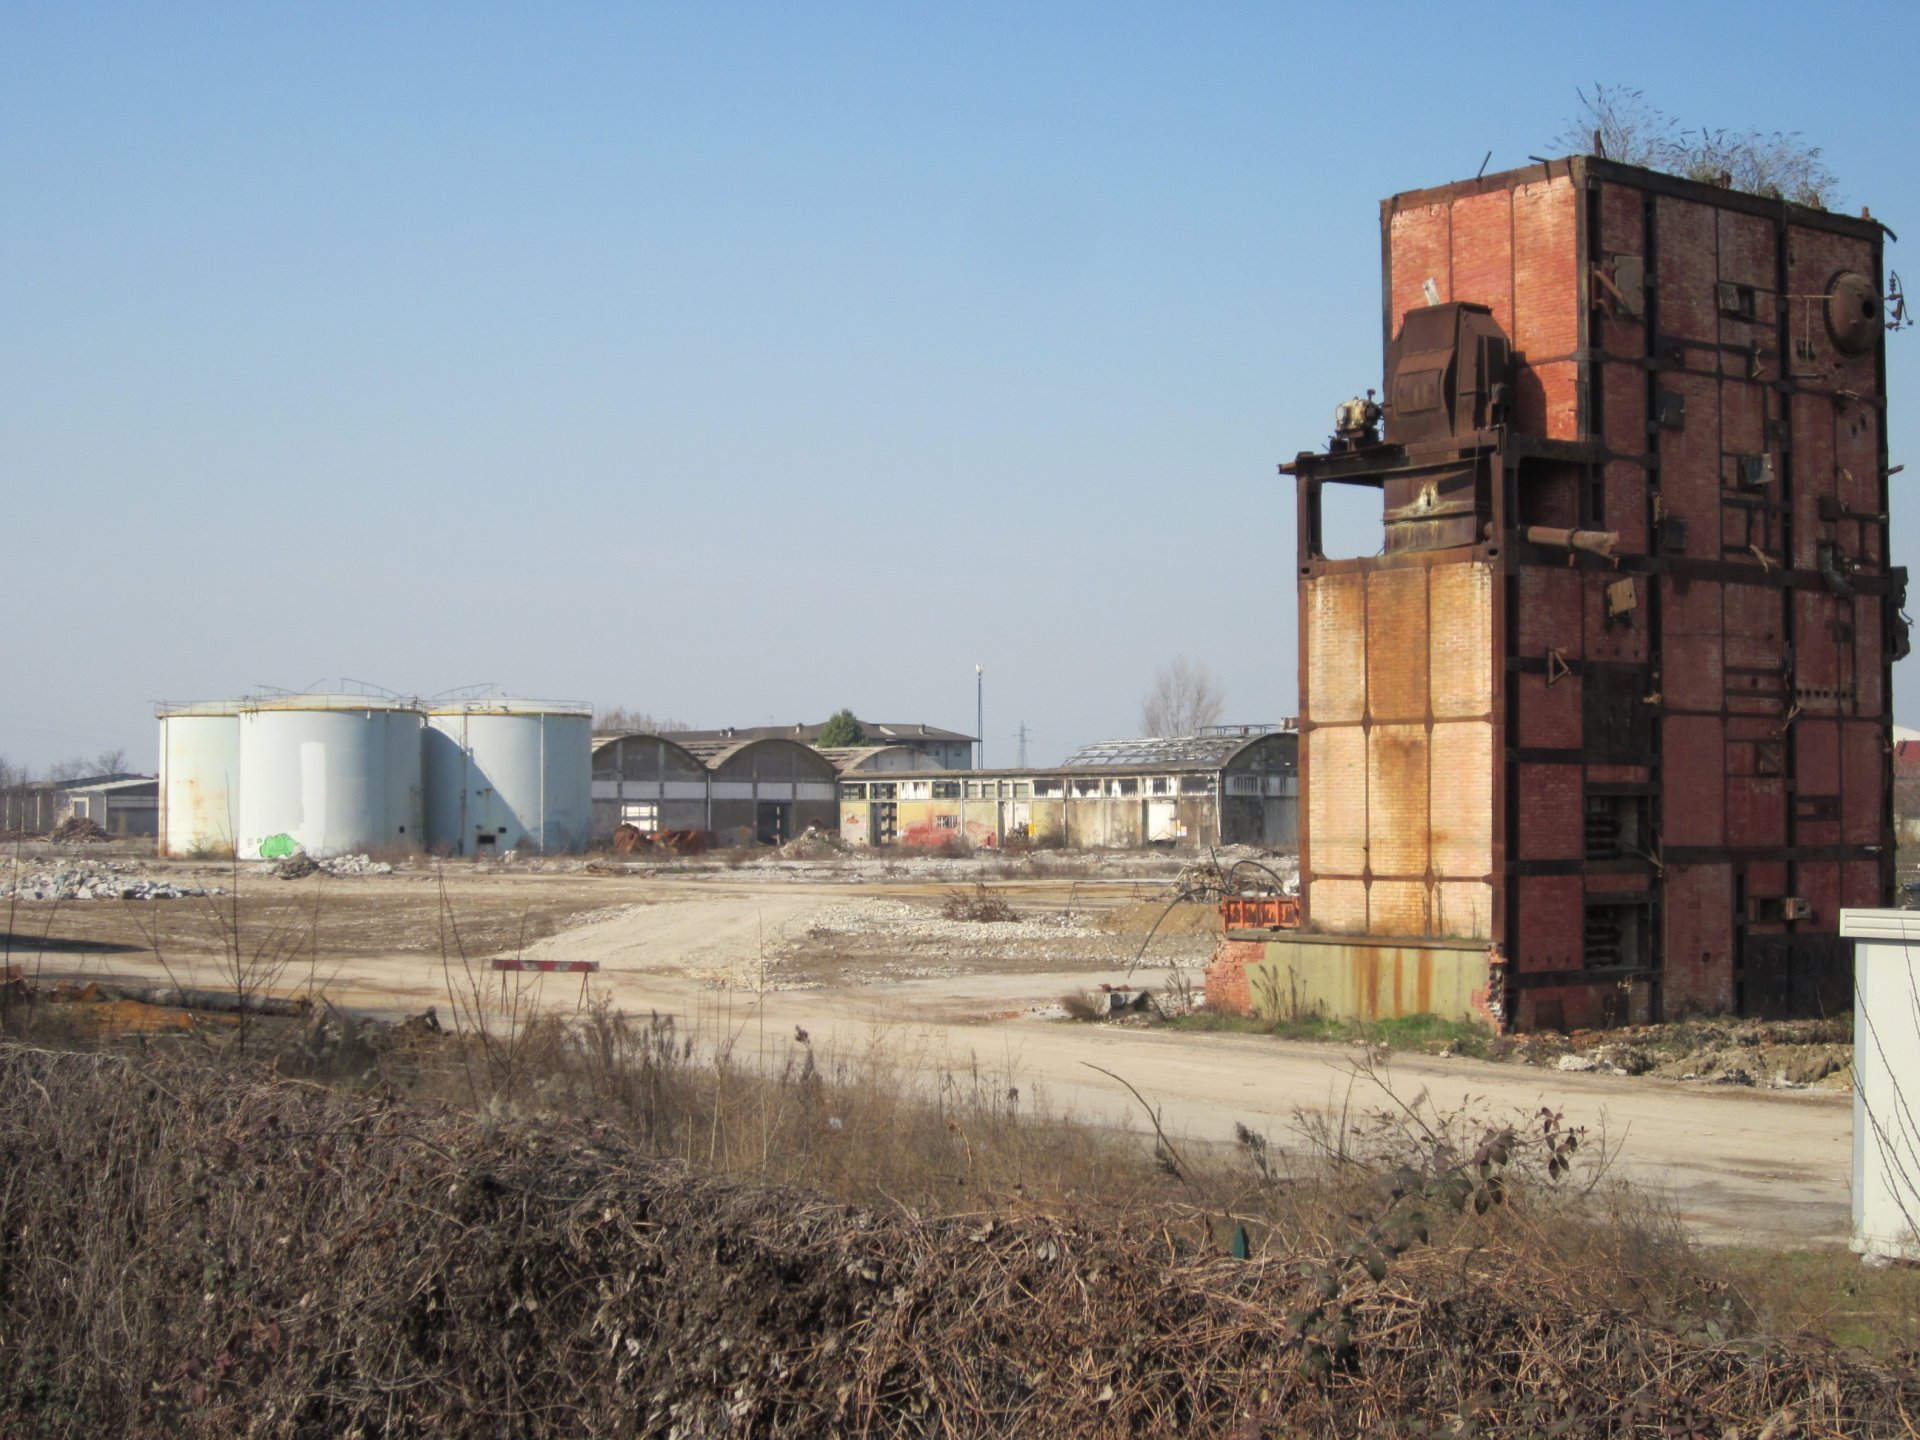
left=5, top=2, right=1919, bottom=771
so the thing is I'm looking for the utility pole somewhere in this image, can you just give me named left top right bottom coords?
left=974, top=664, right=984, bottom=769
left=1014, top=720, right=1030, bottom=768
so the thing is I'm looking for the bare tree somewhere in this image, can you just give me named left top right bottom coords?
left=44, top=757, right=93, bottom=783
left=1140, top=659, right=1226, bottom=738
left=593, top=706, right=692, bottom=734
left=1552, top=83, right=1837, bottom=207
left=94, top=747, right=128, bottom=776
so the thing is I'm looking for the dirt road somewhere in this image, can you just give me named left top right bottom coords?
left=8, top=859, right=1853, bottom=1247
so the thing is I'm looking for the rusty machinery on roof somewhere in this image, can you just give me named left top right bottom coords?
left=1282, top=154, right=1907, bottom=1031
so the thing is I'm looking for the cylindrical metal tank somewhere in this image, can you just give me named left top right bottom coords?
left=237, top=696, right=425, bottom=859
left=423, top=700, right=592, bottom=855
left=156, top=701, right=242, bottom=857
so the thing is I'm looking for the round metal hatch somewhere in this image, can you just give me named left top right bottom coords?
left=1826, top=271, right=1882, bottom=354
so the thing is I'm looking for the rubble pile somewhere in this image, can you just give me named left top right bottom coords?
left=1505, top=1016, right=1855, bottom=1091
left=268, top=852, right=393, bottom=880
left=0, top=862, right=219, bottom=902
left=46, top=815, right=110, bottom=843
left=775, top=826, right=845, bottom=861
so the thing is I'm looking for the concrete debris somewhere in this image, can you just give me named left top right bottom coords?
left=1554, top=1054, right=1599, bottom=1073
left=1, top=862, right=221, bottom=902
left=775, top=827, right=845, bottom=861
left=268, top=851, right=393, bottom=879
left=47, top=815, right=111, bottom=843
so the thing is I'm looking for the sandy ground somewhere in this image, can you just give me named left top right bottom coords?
left=3, top=851, right=1852, bottom=1248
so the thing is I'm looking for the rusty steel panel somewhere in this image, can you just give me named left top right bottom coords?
left=1222, top=895, right=1299, bottom=931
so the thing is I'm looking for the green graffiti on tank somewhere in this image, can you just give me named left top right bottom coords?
left=259, top=833, right=297, bottom=859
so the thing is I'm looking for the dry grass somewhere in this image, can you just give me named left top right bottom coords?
left=2, top=1035, right=1916, bottom=1438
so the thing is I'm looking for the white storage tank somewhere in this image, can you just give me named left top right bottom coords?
left=424, top=699, right=592, bottom=855
left=156, top=701, right=242, bottom=857
left=237, top=696, right=425, bottom=859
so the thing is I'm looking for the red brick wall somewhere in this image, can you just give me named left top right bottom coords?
left=1204, top=939, right=1268, bottom=1017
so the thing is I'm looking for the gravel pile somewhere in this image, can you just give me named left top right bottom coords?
left=265, top=852, right=394, bottom=879
left=783, top=897, right=1213, bottom=971
left=1, top=862, right=221, bottom=902
left=803, top=898, right=1096, bottom=947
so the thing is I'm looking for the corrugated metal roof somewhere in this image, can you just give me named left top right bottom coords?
left=815, top=746, right=944, bottom=774
left=662, top=720, right=973, bottom=745
left=1060, top=735, right=1262, bottom=769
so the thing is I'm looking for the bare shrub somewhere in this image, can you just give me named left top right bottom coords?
left=941, top=883, right=1016, bottom=923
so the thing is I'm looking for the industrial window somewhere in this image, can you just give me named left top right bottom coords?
left=904, top=781, right=931, bottom=799
left=1584, top=899, right=1650, bottom=972
left=870, top=782, right=897, bottom=800
left=931, top=781, right=961, bottom=799
left=1149, top=777, right=1171, bottom=795
left=1072, top=778, right=1103, bottom=797
left=1013, top=781, right=1033, bottom=797
left=1716, top=281, right=1759, bottom=321
left=840, top=783, right=867, bottom=800
left=1112, top=778, right=1138, bottom=796
left=1180, top=775, right=1215, bottom=795
left=1031, top=779, right=1059, bottom=797
left=1584, top=794, right=1649, bottom=861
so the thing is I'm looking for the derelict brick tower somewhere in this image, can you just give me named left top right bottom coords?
left=1284, top=155, right=1905, bottom=1031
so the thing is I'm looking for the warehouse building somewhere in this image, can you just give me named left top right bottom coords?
left=589, top=733, right=839, bottom=845
left=836, top=728, right=1297, bottom=850
left=665, top=721, right=974, bottom=769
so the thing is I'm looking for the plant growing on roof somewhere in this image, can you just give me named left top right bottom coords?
left=1551, top=83, right=1838, bottom=207
left=817, top=710, right=865, bottom=748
